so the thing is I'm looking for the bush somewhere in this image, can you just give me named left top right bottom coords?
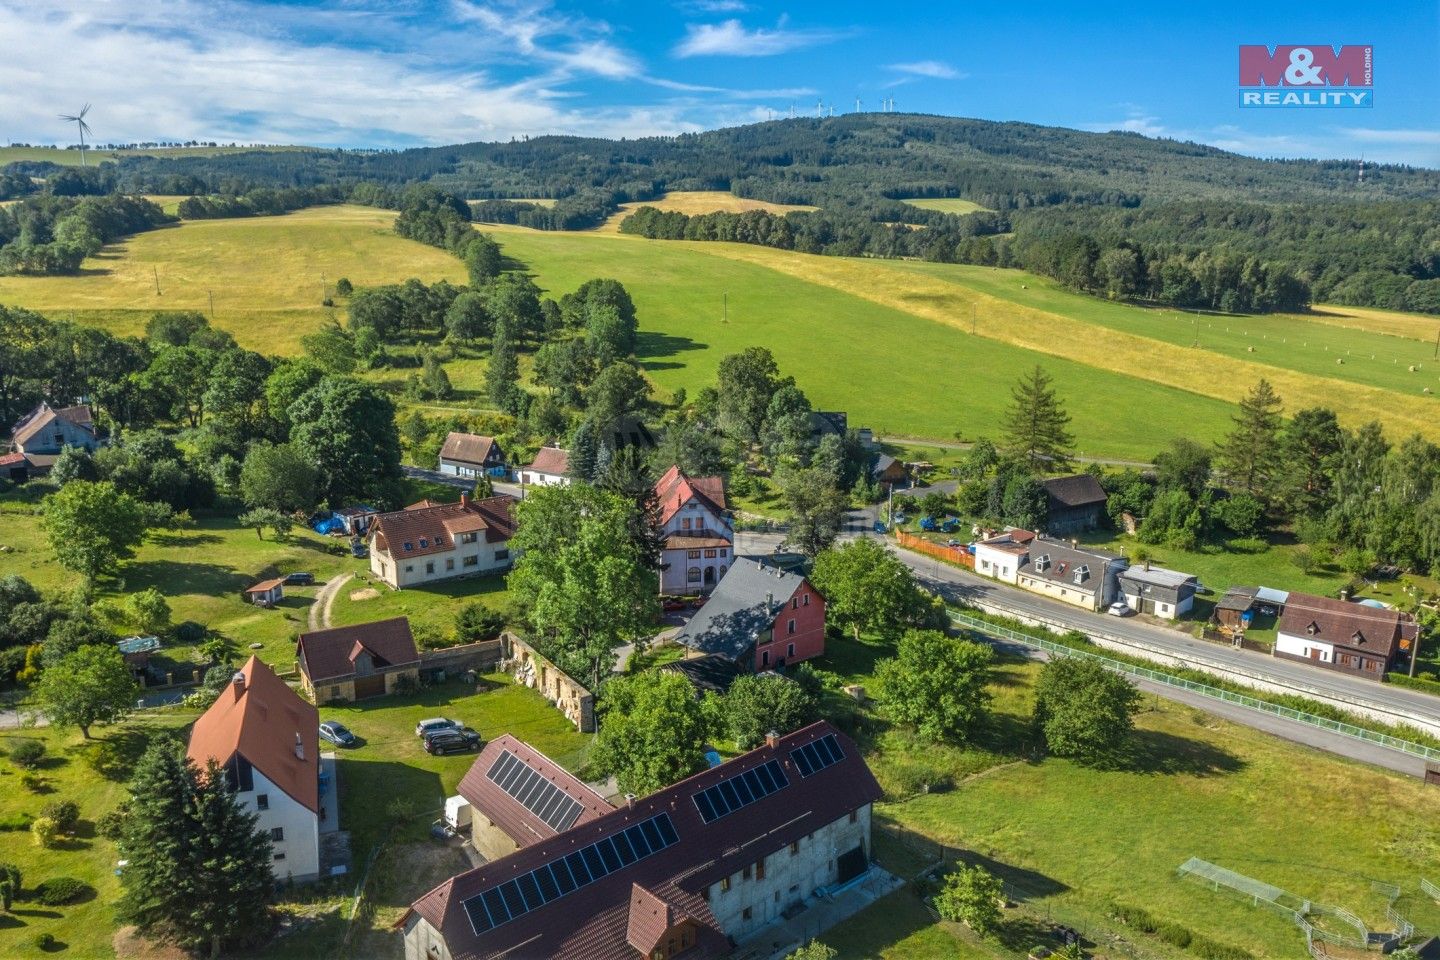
left=96, top=807, right=128, bottom=841
left=175, top=620, right=207, bottom=644
left=40, top=800, right=79, bottom=834
left=456, top=602, right=506, bottom=643
left=392, top=673, right=420, bottom=696
left=34, top=876, right=92, bottom=905
left=30, top=816, right=58, bottom=847
left=8, top=738, right=45, bottom=768
left=1155, top=922, right=1192, bottom=949
left=33, top=932, right=57, bottom=951
left=1191, top=936, right=1253, bottom=960
left=19, top=772, right=44, bottom=792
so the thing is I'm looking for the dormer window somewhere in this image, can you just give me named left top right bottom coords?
left=1307, top=621, right=1319, bottom=635
left=403, top=542, right=413, bottom=552
left=1352, top=632, right=1366, bottom=645
left=419, top=537, right=428, bottom=548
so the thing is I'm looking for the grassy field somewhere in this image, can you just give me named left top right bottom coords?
left=327, top=572, right=509, bottom=646
left=813, top=631, right=1440, bottom=959
left=900, top=198, right=993, bottom=215
left=590, top=190, right=816, bottom=233
left=0, top=145, right=315, bottom=167
left=0, top=206, right=465, bottom=355
left=1310, top=303, right=1440, bottom=343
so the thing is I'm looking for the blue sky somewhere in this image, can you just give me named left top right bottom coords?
left=4, top=0, right=1436, bottom=165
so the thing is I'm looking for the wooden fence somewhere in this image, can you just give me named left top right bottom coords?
left=895, top=530, right=973, bottom=569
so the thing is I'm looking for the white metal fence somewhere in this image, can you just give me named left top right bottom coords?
left=1422, top=876, right=1440, bottom=900
left=949, top=610, right=1440, bottom=764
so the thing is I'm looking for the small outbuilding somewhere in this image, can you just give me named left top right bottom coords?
left=1041, top=474, right=1109, bottom=534
left=1212, top=586, right=1259, bottom=629
left=1117, top=565, right=1199, bottom=619
left=243, top=577, right=285, bottom=607
left=871, top=454, right=908, bottom=487
left=297, top=616, right=422, bottom=702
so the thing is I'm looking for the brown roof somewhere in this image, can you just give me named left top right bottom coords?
left=524, top=446, right=570, bottom=477
left=1042, top=474, right=1108, bottom=510
left=654, top=465, right=727, bottom=526
left=245, top=577, right=286, bottom=594
left=409, top=721, right=881, bottom=960
left=371, top=495, right=518, bottom=560
left=457, top=735, right=611, bottom=847
left=0, top=452, right=25, bottom=467
left=407, top=498, right=444, bottom=510
left=297, top=616, right=421, bottom=683
left=11, top=402, right=97, bottom=448
left=1277, top=593, right=1416, bottom=659
left=187, top=656, right=319, bottom=813
left=626, top=884, right=682, bottom=955
left=440, top=432, right=500, bottom=466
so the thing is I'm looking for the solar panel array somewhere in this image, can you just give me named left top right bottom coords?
left=460, top=813, right=680, bottom=935
left=486, top=750, right=586, bottom=832
left=790, top=733, right=844, bottom=777
left=692, top=759, right=789, bottom=824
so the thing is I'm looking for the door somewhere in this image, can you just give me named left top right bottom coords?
left=354, top=674, right=386, bottom=699
left=1141, top=598, right=1156, bottom=615
left=703, top=567, right=716, bottom=586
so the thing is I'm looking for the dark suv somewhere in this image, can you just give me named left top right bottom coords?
left=423, top=727, right=482, bottom=755
left=285, top=572, right=315, bottom=586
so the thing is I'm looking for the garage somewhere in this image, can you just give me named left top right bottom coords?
left=354, top=673, right=386, bottom=699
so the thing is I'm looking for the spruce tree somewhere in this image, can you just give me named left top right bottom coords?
left=1002, top=366, right=1075, bottom=471
left=485, top=321, right=519, bottom=409
left=118, top=744, right=273, bottom=957
left=1216, top=378, right=1284, bottom=500
left=568, top=419, right=598, bottom=482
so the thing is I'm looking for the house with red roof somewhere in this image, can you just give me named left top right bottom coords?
left=519, top=445, right=572, bottom=488
left=186, top=657, right=335, bottom=882
left=402, top=721, right=883, bottom=960
left=368, top=493, right=518, bottom=589
left=296, top=616, right=422, bottom=702
left=654, top=465, right=733, bottom=595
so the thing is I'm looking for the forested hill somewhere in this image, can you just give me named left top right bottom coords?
left=105, top=113, right=1438, bottom=210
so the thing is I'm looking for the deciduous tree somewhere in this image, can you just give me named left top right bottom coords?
left=811, top=538, right=929, bottom=639
left=934, top=865, right=1004, bottom=934
left=723, top=670, right=820, bottom=749
left=1033, top=656, right=1141, bottom=765
left=592, top=671, right=708, bottom=795
left=239, top=441, right=317, bottom=513
left=876, top=629, right=992, bottom=743
left=779, top=467, right=848, bottom=557
left=34, top=643, right=138, bottom=738
left=41, top=480, right=147, bottom=581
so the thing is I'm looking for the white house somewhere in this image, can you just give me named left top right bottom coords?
left=186, top=657, right=335, bottom=882
left=368, top=494, right=518, bottom=589
left=1117, top=565, right=1199, bottom=620
left=1014, top=537, right=1128, bottom=612
left=519, top=446, right=571, bottom=489
left=973, top=529, right=1035, bottom=585
left=654, top=465, right=732, bottom=594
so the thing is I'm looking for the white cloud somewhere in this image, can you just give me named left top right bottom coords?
left=1083, top=115, right=1168, bottom=137
left=674, top=19, right=850, bottom=58
left=680, top=0, right=751, bottom=11
left=887, top=60, right=963, bottom=80
left=1345, top=128, right=1440, bottom=145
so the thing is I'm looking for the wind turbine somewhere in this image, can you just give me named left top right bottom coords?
left=59, top=104, right=92, bottom=165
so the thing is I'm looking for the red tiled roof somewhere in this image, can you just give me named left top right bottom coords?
left=654, top=465, right=727, bottom=527
left=245, top=577, right=286, bottom=594
left=626, top=884, right=682, bottom=954
left=440, top=432, right=500, bottom=466
left=297, top=616, right=421, bottom=683
left=524, top=446, right=569, bottom=477
left=407, top=498, right=444, bottom=510
left=0, top=452, right=25, bottom=467
left=661, top=534, right=732, bottom=551
left=457, top=735, right=611, bottom=848
left=187, top=657, right=319, bottom=813
left=371, top=495, right=518, bottom=560
left=1278, top=593, right=1415, bottom=659
left=409, top=721, right=881, bottom=960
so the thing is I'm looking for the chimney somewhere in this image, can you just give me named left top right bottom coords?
left=460, top=492, right=470, bottom=507
left=624, top=793, right=636, bottom=809
left=764, top=730, right=780, bottom=749
left=232, top=671, right=246, bottom=699
left=294, top=732, right=305, bottom=761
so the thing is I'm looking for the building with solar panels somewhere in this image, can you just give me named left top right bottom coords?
left=450, top=734, right=613, bottom=862
left=402, top=721, right=882, bottom=960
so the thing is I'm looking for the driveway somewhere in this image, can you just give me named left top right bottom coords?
left=309, top=573, right=355, bottom=631
left=401, top=466, right=522, bottom=500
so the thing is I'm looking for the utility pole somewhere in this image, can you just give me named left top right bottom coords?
left=208, top=289, right=215, bottom=318
left=1433, top=327, right=1439, bottom=360
left=152, top=266, right=161, bottom=296
left=971, top=302, right=977, bottom=334
left=722, top=291, right=728, bottom=324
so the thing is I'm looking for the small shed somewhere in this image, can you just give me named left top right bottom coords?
left=871, top=454, right=908, bottom=487
left=1213, top=586, right=1258, bottom=628
left=117, top=635, right=161, bottom=668
left=244, top=577, right=285, bottom=607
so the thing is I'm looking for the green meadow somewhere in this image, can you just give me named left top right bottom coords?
left=899, top=197, right=994, bottom=214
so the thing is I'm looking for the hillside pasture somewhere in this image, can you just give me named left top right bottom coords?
left=1309, top=302, right=1440, bottom=343
left=0, top=205, right=465, bottom=354
left=0, top=144, right=316, bottom=167
left=592, top=190, right=816, bottom=233
left=899, top=197, right=993, bottom=214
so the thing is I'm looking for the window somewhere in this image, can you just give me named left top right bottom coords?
left=742, top=865, right=751, bottom=880
left=271, top=827, right=285, bottom=842
left=720, top=876, right=731, bottom=893
left=682, top=518, right=692, bottom=530
left=446, top=558, right=455, bottom=571
left=419, top=538, right=429, bottom=548
left=463, top=555, right=479, bottom=567
left=787, top=643, right=795, bottom=658
left=802, top=593, right=809, bottom=606
left=256, top=794, right=269, bottom=811
left=792, top=597, right=798, bottom=610
left=688, top=549, right=702, bottom=560
left=787, top=619, right=796, bottom=635
left=688, top=567, right=701, bottom=583
left=704, top=549, right=716, bottom=558
left=849, top=810, right=858, bottom=824
left=403, top=542, right=414, bottom=552
left=755, top=858, right=765, bottom=881
left=273, top=852, right=286, bottom=861
left=742, top=907, right=752, bottom=921
left=426, top=562, right=435, bottom=575
left=720, top=548, right=728, bottom=557
left=495, top=549, right=510, bottom=561
left=761, top=650, right=770, bottom=668
left=462, top=532, right=478, bottom=544
left=380, top=562, right=387, bottom=578
left=790, top=840, right=799, bottom=855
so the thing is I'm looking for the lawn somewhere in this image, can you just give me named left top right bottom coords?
left=326, top=573, right=509, bottom=646
left=0, top=715, right=195, bottom=960
left=586, top=190, right=817, bottom=234
left=484, top=225, right=1239, bottom=461
left=0, top=205, right=465, bottom=356
left=900, top=198, right=994, bottom=215
left=1308, top=303, right=1440, bottom=343
left=827, top=888, right=994, bottom=959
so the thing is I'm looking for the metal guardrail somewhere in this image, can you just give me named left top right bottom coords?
left=1422, top=877, right=1440, bottom=900
left=950, top=610, right=1440, bottom=764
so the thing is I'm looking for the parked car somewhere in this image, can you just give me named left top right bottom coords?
left=424, top=728, right=482, bottom=755
left=285, top=572, right=315, bottom=586
left=1106, top=601, right=1133, bottom=617
left=350, top=540, right=368, bottom=558
left=318, top=721, right=357, bottom=747
left=662, top=598, right=690, bottom=612
left=415, top=717, right=460, bottom=738
left=873, top=520, right=887, bottom=534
